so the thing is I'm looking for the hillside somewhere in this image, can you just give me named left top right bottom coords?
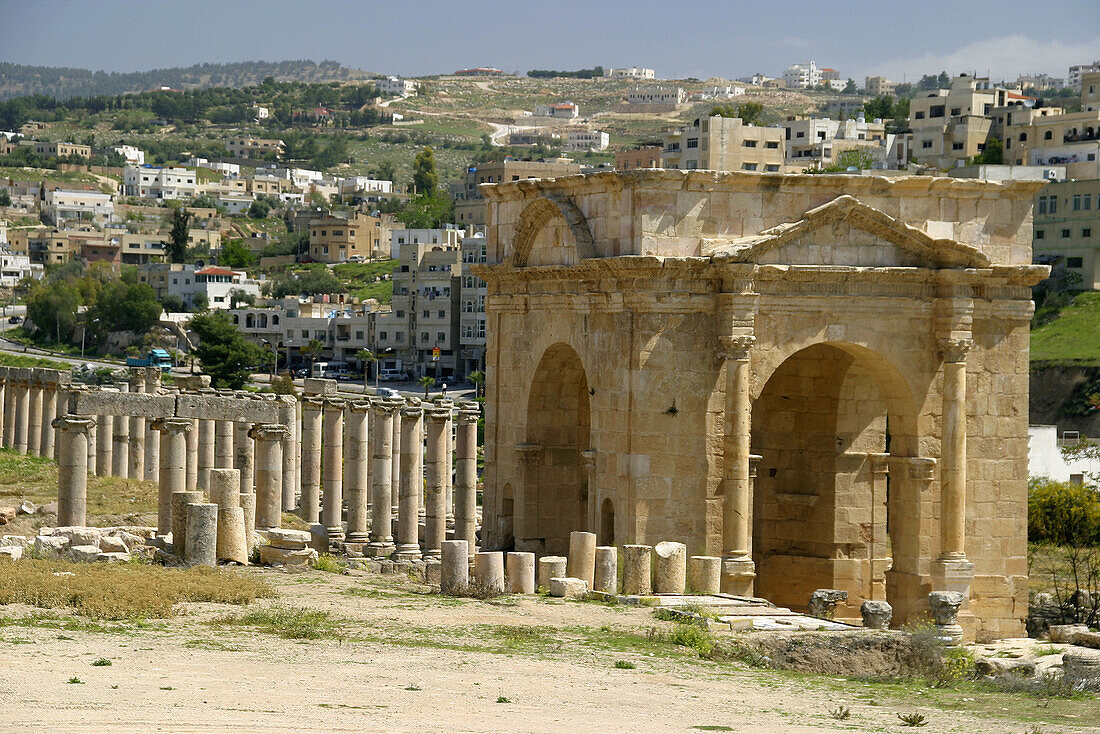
left=1030, top=291, right=1100, bottom=366
left=0, top=60, right=377, bottom=100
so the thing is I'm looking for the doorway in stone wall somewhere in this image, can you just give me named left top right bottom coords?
left=750, top=342, right=918, bottom=618
left=521, top=342, right=591, bottom=554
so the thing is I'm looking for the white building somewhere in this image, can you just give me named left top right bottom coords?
left=378, top=76, right=418, bottom=96
left=389, top=226, right=462, bottom=259
left=112, top=145, right=144, bottom=165
left=189, top=158, right=240, bottom=177
left=627, top=86, right=686, bottom=106
left=216, top=194, right=254, bottom=215
left=534, top=102, right=580, bottom=119
left=1069, top=61, right=1100, bottom=92
left=562, top=129, right=610, bottom=151
left=692, top=85, right=746, bottom=100
left=141, top=264, right=261, bottom=310
left=340, top=177, right=393, bottom=195
left=257, top=166, right=325, bottom=188
left=738, top=73, right=776, bottom=86
left=124, top=165, right=198, bottom=200
left=458, top=232, right=487, bottom=375
left=1029, top=425, right=1100, bottom=484
left=251, top=104, right=270, bottom=120
left=784, top=60, right=823, bottom=89
left=604, top=67, right=655, bottom=80
left=0, top=249, right=43, bottom=287
left=43, top=189, right=114, bottom=223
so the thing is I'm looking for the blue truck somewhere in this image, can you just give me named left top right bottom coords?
left=126, top=349, right=174, bottom=371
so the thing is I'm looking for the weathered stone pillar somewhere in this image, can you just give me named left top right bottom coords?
left=144, top=369, right=161, bottom=481
left=474, top=551, right=505, bottom=592
left=299, top=396, right=324, bottom=523
left=395, top=401, right=423, bottom=560
left=235, top=421, right=255, bottom=496
left=688, top=556, right=722, bottom=595
left=537, top=555, right=567, bottom=591
left=654, top=541, right=687, bottom=594
left=0, top=376, right=8, bottom=448
left=26, top=381, right=43, bottom=456
left=454, top=402, right=479, bottom=550
left=935, top=338, right=975, bottom=599
left=112, top=394, right=129, bottom=478
left=214, top=418, right=234, bottom=470
left=171, top=490, right=204, bottom=555
left=321, top=398, right=346, bottom=541
left=40, top=384, right=58, bottom=459
left=440, top=539, right=469, bottom=593
left=344, top=401, right=371, bottom=545
left=197, top=419, right=215, bottom=490
left=594, top=546, right=618, bottom=594
left=277, top=396, right=297, bottom=515
left=185, top=502, right=218, bottom=567
left=209, top=468, right=247, bottom=565
left=127, top=369, right=145, bottom=481
left=423, top=402, right=452, bottom=559
left=623, top=545, right=652, bottom=596
left=250, top=423, right=287, bottom=531
left=506, top=551, right=536, bottom=594
left=95, top=412, right=112, bottom=476
left=154, top=417, right=193, bottom=536
left=720, top=334, right=756, bottom=596
left=86, top=412, right=96, bottom=475
left=391, top=404, right=401, bottom=517
left=367, top=397, right=401, bottom=556
left=567, top=531, right=597, bottom=589
left=55, top=415, right=95, bottom=527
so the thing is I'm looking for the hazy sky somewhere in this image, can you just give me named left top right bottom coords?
left=2, top=0, right=1099, bottom=83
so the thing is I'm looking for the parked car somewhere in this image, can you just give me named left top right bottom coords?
left=7, top=315, right=22, bottom=324
left=374, top=387, right=401, bottom=398
left=377, top=369, right=409, bottom=382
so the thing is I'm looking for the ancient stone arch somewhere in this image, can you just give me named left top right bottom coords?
left=477, top=170, right=1047, bottom=638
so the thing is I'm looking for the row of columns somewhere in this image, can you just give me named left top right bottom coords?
left=0, top=373, right=69, bottom=459
left=296, top=394, right=480, bottom=560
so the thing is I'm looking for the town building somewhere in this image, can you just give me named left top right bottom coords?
left=458, top=232, right=487, bottom=375
left=603, top=67, right=655, bottom=80
left=124, top=165, right=198, bottom=200
left=453, top=158, right=582, bottom=227
left=338, top=177, right=394, bottom=204
left=188, top=158, right=240, bottom=177
left=660, top=115, right=785, bottom=172
left=1001, top=73, right=1100, bottom=179
left=614, top=145, right=662, bottom=170
left=533, top=102, right=579, bottom=119
left=42, top=189, right=114, bottom=224
left=308, top=210, right=390, bottom=263
left=453, top=67, right=504, bottom=76
left=1016, top=73, right=1065, bottom=92
left=783, top=117, right=907, bottom=170
left=784, top=61, right=823, bottom=89
left=691, top=86, right=745, bottom=101
left=19, top=140, right=92, bottom=158
left=1032, top=179, right=1100, bottom=289
left=864, top=76, right=896, bottom=96
left=626, top=86, right=686, bottom=108
left=909, top=74, right=1010, bottom=169
left=378, top=76, right=418, bottom=96
left=137, top=263, right=262, bottom=309
left=1069, top=61, right=1100, bottom=92
left=0, top=249, right=43, bottom=286
left=6, top=227, right=75, bottom=265
left=561, top=129, right=609, bottom=152
left=225, top=136, right=285, bottom=159
left=112, top=145, right=145, bottom=165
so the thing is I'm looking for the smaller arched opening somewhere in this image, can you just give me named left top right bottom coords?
left=259, top=314, right=268, bottom=328
left=600, top=498, right=615, bottom=547
left=245, top=313, right=255, bottom=328
left=272, top=315, right=280, bottom=325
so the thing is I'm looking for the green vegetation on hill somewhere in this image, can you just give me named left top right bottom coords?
left=1030, top=291, right=1100, bottom=365
left=333, top=260, right=396, bottom=303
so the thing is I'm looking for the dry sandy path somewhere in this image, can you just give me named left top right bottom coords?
left=0, top=570, right=1087, bottom=733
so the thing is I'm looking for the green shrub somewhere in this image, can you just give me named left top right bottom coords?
left=1028, top=477, right=1100, bottom=546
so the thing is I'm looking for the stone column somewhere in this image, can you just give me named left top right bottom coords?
left=185, top=502, right=218, bottom=567
left=55, top=415, right=95, bottom=527
left=474, top=551, right=505, bottom=592
left=235, top=421, right=255, bottom=496
left=172, top=490, right=204, bottom=555
left=720, top=334, right=757, bottom=596
left=623, top=545, right=652, bottom=596
left=344, top=401, right=371, bottom=545
left=391, top=404, right=402, bottom=517
left=251, top=423, right=288, bottom=530
left=367, top=398, right=400, bottom=556
left=423, top=402, right=452, bottom=559
left=214, top=419, right=234, bottom=470
left=144, top=369, right=161, bottom=481
left=154, top=417, right=193, bottom=536
left=112, top=399, right=129, bottom=479
left=688, top=556, right=722, bottom=595
left=935, top=338, right=975, bottom=598
left=40, top=384, right=58, bottom=459
left=95, top=413, right=113, bottom=476
left=654, top=541, right=687, bottom=594
left=594, top=546, right=618, bottom=594
left=506, top=551, right=536, bottom=594
left=184, top=419, right=197, bottom=489
left=395, top=401, right=424, bottom=560
left=440, top=539, right=469, bottom=594
left=277, top=396, right=297, bottom=515
left=86, top=414, right=97, bottom=476
left=197, top=419, right=215, bottom=491
left=567, top=531, right=597, bottom=589
left=25, top=381, right=43, bottom=456
left=321, top=398, right=346, bottom=541
left=454, top=402, right=479, bottom=550
left=299, top=397, right=324, bottom=523
left=0, top=376, right=8, bottom=448
left=127, top=370, right=145, bottom=481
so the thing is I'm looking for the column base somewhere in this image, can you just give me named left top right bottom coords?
left=393, top=544, right=422, bottom=561
left=346, top=531, right=370, bottom=544
left=720, top=555, right=756, bottom=596
left=932, top=554, right=974, bottom=599
left=422, top=548, right=441, bottom=561
left=326, top=526, right=345, bottom=543
left=365, top=541, right=395, bottom=557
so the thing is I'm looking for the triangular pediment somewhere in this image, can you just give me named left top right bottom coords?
left=707, top=195, right=990, bottom=269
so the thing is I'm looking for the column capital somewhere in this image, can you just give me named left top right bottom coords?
left=322, top=397, right=347, bottom=410
left=425, top=404, right=453, bottom=423
left=581, top=449, right=596, bottom=474
left=371, top=397, right=404, bottom=416
left=870, top=452, right=891, bottom=475
left=152, top=417, right=194, bottom=434
left=898, top=455, right=937, bottom=482
left=719, top=334, right=755, bottom=361
left=400, top=404, right=424, bottom=420
left=939, top=337, right=973, bottom=363
left=456, top=402, right=480, bottom=425
left=301, top=395, right=327, bottom=410
left=53, top=415, right=96, bottom=433
left=348, top=400, right=373, bottom=414
left=249, top=423, right=290, bottom=441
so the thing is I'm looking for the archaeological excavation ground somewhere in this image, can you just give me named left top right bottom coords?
left=2, top=171, right=1099, bottom=732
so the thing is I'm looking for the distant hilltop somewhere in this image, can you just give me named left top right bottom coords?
left=0, top=60, right=378, bottom=101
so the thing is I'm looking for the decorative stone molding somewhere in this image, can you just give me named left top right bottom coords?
left=718, top=334, right=755, bottom=361
left=507, top=195, right=595, bottom=268
left=515, top=443, right=543, bottom=465
left=152, top=417, right=193, bottom=434
left=939, top=337, right=973, bottom=363
left=456, top=402, right=481, bottom=425
left=248, top=423, right=290, bottom=442
left=580, top=449, right=596, bottom=474
left=53, top=415, right=96, bottom=434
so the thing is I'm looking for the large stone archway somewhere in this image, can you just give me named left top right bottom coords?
left=515, top=342, right=591, bottom=554
left=478, top=170, right=1048, bottom=638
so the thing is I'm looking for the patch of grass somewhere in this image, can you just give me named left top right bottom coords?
left=91, top=657, right=112, bottom=666
left=664, top=623, right=716, bottom=657
left=1033, top=644, right=1061, bottom=657
left=1031, top=292, right=1100, bottom=365
left=209, top=606, right=343, bottom=640
left=184, top=638, right=243, bottom=652
left=692, top=727, right=733, bottom=732
left=67, top=676, right=82, bottom=684
left=0, top=558, right=271, bottom=619
left=613, top=660, right=635, bottom=669
left=0, top=352, right=73, bottom=370
left=312, top=554, right=343, bottom=574
left=0, top=447, right=158, bottom=517
left=897, top=712, right=928, bottom=726
left=495, top=695, right=510, bottom=704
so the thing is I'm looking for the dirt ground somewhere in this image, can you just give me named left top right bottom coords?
left=0, top=569, right=1093, bottom=733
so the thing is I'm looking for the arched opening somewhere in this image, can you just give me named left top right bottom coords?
left=245, top=313, right=255, bottom=328
left=520, top=342, right=591, bottom=554
left=751, top=343, right=918, bottom=621
left=498, top=482, right=515, bottom=548
left=600, top=497, right=615, bottom=547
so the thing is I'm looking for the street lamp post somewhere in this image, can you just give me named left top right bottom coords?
left=262, top=339, right=276, bottom=378
left=81, top=318, right=99, bottom=360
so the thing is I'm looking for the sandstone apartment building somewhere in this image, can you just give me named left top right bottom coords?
left=453, top=158, right=582, bottom=227
left=225, top=136, right=286, bottom=159
left=909, top=74, right=1009, bottom=169
left=1033, top=179, right=1100, bottom=289
left=661, top=115, right=785, bottom=172
left=308, top=211, right=390, bottom=263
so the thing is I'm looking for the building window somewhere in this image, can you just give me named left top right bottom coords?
left=952, top=142, right=964, bottom=150
left=765, top=164, right=780, bottom=172
left=379, top=331, right=388, bottom=340
left=437, top=310, right=445, bottom=318
left=765, top=141, right=779, bottom=149
left=421, top=332, right=429, bottom=342
left=686, top=138, right=698, bottom=149
left=1062, top=229, right=1071, bottom=238
left=1067, top=257, right=1084, bottom=268
left=1084, top=228, right=1093, bottom=238
left=921, top=140, right=932, bottom=149
left=422, top=310, right=430, bottom=318
left=396, top=331, right=404, bottom=341
left=1073, top=195, right=1083, bottom=210
left=742, top=163, right=757, bottom=171
left=437, top=332, right=445, bottom=341
left=915, top=111, right=925, bottom=119
left=355, top=331, right=364, bottom=340
left=1044, top=130, right=1053, bottom=140
left=1035, top=229, right=1045, bottom=239
left=742, top=140, right=758, bottom=148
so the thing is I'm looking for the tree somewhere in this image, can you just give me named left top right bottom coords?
left=264, top=267, right=341, bottom=298
left=970, top=137, right=1004, bottom=165
left=190, top=311, right=267, bottom=389
left=219, top=238, right=255, bottom=268
left=356, top=348, right=376, bottom=390
left=843, top=79, right=858, bottom=94
left=248, top=198, right=272, bottom=219
left=304, top=338, right=324, bottom=373
left=419, top=374, right=435, bottom=398
left=227, top=288, right=255, bottom=309
left=168, top=207, right=192, bottom=263
left=0, top=189, right=10, bottom=207
left=25, top=280, right=81, bottom=343
left=159, top=293, right=185, bottom=313
left=467, top=369, right=484, bottom=398
left=86, top=280, right=161, bottom=337
left=412, top=147, right=438, bottom=195
left=190, top=293, right=209, bottom=313
left=397, top=192, right=453, bottom=229
left=712, top=101, right=764, bottom=125
left=373, top=160, right=396, bottom=183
